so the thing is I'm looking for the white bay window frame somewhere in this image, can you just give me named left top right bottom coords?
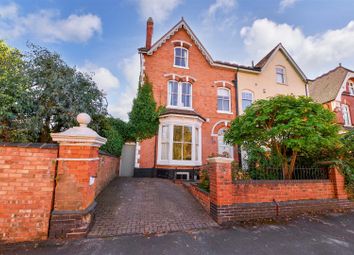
left=157, top=116, right=202, bottom=166
left=167, top=80, right=193, bottom=109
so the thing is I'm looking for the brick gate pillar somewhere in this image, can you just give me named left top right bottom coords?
left=207, top=157, right=233, bottom=224
left=329, top=166, right=348, bottom=200
left=49, top=113, right=106, bottom=238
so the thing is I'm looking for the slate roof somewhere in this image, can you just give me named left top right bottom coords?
left=309, top=66, right=353, bottom=103
left=160, top=108, right=206, bottom=121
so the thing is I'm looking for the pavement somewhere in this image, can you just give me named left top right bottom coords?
left=3, top=211, right=354, bottom=255
left=88, top=178, right=217, bottom=237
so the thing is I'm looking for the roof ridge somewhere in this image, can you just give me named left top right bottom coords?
left=312, top=66, right=344, bottom=81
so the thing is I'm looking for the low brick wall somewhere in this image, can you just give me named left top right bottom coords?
left=184, top=183, right=210, bottom=213
left=207, top=157, right=353, bottom=225
left=96, top=152, right=120, bottom=196
left=232, top=180, right=335, bottom=204
left=0, top=143, right=58, bottom=243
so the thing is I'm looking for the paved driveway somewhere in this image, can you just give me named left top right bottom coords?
left=88, top=178, right=217, bottom=237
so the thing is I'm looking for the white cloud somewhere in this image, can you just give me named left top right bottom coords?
left=202, top=0, right=237, bottom=33
left=80, top=62, right=120, bottom=92
left=279, top=0, right=299, bottom=12
left=240, top=18, right=354, bottom=78
left=208, top=0, right=237, bottom=17
left=137, top=0, right=182, bottom=23
left=108, top=54, right=140, bottom=120
left=0, top=2, right=101, bottom=43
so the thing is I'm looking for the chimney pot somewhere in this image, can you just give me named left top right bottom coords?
left=146, top=17, right=154, bottom=49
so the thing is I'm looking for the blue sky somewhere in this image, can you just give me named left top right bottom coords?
left=1, top=0, right=354, bottom=120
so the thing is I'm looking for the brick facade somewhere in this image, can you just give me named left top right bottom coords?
left=0, top=144, right=58, bottom=243
left=96, top=152, right=120, bottom=196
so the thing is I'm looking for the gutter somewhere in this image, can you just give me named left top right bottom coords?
left=232, top=69, right=242, bottom=168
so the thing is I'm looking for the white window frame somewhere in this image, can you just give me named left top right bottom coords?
left=276, top=66, right=286, bottom=84
left=157, top=117, right=202, bottom=166
left=217, top=88, right=231, bottom=114
left=167, top=80, right=193, bottom=109
left=241, top=90, right=254, bottom=112
left=173, top=47, right=189, bottom=69
left=217, top=128, right=234, bottom=159
left=342, top=104, right=352, bottom=127
left=349, top=82, right=354, bottom=95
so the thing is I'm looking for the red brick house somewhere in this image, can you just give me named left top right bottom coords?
left=309, top=65, right=354, bottom=130
left=134, top=18, right=307, bottom=178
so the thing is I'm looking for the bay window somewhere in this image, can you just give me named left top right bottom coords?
left=157, top=122, right=202, bottom=166
left=168, top=81, right=192, bottom=108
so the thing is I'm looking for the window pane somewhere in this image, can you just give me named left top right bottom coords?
left=181, top=83, right=191, bottom=107
left=242, top=99, right=252, bottom=111
left=173, top=143, right=182, bottom=160
left=184, top=126, right=192, bottom=143
left=223, top=98, right=230, bottom=111
left=218, top=89, right=229, bottom=97
left=161, top=143, right=169, bottom=160
left=183, top=143, right=192, bottom=160
left=169, top=81, right=178, bottom=106
left=195, top=128, right=199, bottom=144
left=182, top=95, right=190, bottom=107
left=173, top=126, right=183, bottom=142
left=175, top=48, right=181, bottom=56
left=217, top=97, right=223, bottom=110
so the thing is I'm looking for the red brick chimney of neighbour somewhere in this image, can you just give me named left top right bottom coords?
left=146, top=17, right=154, bottom=49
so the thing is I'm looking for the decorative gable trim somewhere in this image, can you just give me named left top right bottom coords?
left=147, top=19, right=214, bottom=65
left=259, top=44, right=307, bottom=81
left=335, top=71, right=354, bottom=102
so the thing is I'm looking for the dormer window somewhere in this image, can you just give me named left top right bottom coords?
left=174, top=47, right=188, bottom=68
left=168, top=80, right=192, bottom=108
left=276, top=66, right=286, bottom=84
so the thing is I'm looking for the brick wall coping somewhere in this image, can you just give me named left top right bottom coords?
left=51, top=201, right=97, bottom=215
left=99, top=150, right=119, bottom=158
left=207, top=157, right=233, bottom=163
left=0, top=142, right=58, bottom=149
left=233, top=179, right=331, bottom=184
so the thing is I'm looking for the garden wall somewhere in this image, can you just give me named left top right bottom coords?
left=0, top=143, right=120, bottom=243
left=184, top=183, right=210, bottom=213
left=96, top=152, right=120, bottom=196
left=0, top=143, right=58, bottom=243
left=187, top=157, right=353, bottom=225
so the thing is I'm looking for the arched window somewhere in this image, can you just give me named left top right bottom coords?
left=349, top=81, right=354, bottom=95
left=174, top=47, right=188, bottom=68
left=342, top=104, right=352, bottom=126
left=217, top=128, right=233, bottom=158
left=276, top=66, right=286, bottom=84
left=241, top=90, right=253, bottom=112
left=168, top=80, right=192, bottom=108
left=217, top=88, right=231, bottom=112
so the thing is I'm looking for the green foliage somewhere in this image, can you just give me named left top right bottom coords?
left=340, top=130, right=354, bottom=196
left=26, top=44, right=107, bottom=142
left=225, top=95, right=341, bottom=179
left=129, top=79, right=163, bottom=141
left=0, top=40, right=33, bottom=142
left=198, top=166, right=210, bottom=192
left=231, top=161, right=250, bottom=181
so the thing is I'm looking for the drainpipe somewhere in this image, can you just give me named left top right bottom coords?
left=232, top=69, right=242, bottom=168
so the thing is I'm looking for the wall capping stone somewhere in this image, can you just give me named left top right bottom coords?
left=207, top=157, right=233, bottom=163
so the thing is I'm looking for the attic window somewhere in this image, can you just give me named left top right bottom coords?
left=174, top=47, right=188, bottom=68
left=349, top=82, right=354, bottom=95
left=276, top=66, right=286, bottom=84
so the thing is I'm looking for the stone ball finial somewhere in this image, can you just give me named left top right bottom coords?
left=77, top=113, right=91, bottom=127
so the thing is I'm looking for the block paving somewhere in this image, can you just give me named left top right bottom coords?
left=88, top=178, right=218, bottom=237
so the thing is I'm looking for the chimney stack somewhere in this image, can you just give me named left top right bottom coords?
left=146, top=17, right=154, bottom=49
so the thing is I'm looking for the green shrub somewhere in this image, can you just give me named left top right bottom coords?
left=198, top=166, right=210, bottom=192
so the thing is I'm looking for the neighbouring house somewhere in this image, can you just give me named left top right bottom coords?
left=135, top=17, right=308, bottom=179
left=309, top=65, right=354, bottom=130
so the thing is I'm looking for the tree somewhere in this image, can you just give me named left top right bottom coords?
left=25, top=44, right=107, bottom=142
left=0, top=40, right=33, bottom=142
left=129, top=79, right=162, bottom=141
left=224, top=95, right=341, bottom=179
